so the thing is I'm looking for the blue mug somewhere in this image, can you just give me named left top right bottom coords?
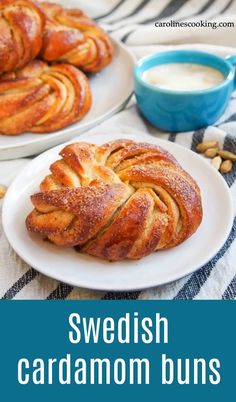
left=134, top=50, right=236, bottom=132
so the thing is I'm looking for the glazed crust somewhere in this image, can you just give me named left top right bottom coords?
left=40, top=2, right=114, bottom=73
left=26, top=139, right=203, bottom=261
left=0, top=60, right=92, bottom=135
left=0, top=0, right=45, bottom=74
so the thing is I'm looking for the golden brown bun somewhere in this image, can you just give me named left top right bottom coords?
left=0, top=60, right=92, bottom=135
left=26, top=140, right=203, bottom=261
left=40, top=2, right=114, bottom=73
left=0, top=0, right=45, bottom=74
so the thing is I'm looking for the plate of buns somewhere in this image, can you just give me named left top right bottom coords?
left=2, top=131, right=233, bottom=291
left=0, top=0, right=135, bottom=160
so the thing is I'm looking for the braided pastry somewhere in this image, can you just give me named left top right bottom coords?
left=0, top=60, right=92, bottom=135
left=26, top=140, right=203, bottom=261
left=0, top=0, right=45, bottom=74
left=40, top=2, right=114, bottom=73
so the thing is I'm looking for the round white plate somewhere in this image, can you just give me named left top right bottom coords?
left=0, top=39, right=135, bottom=160
left=2, top=132, right=234, bottom=291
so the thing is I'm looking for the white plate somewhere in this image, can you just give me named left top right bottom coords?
left=2, top=132, right=234, bottom=291
left=0, top=39, right=135, bottom=160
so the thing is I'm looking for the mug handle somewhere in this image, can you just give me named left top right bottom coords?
left=225, top=55, right=236, bottom=90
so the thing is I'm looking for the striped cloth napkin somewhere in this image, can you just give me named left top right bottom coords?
left=1, top=0, right=236, bottom=299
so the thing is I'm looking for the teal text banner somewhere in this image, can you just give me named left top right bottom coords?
left=0, top=301, right=235, bottom=401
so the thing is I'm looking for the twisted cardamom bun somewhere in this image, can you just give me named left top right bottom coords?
left=0, top=60, right=92, bottom=135
left=26, top=140, right=203, bottom=261
left=40, top=2, right=114, bottom=73
left=0, top=0, right=45, bottom=74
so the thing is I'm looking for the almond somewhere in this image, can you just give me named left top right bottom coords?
left=218, top=150, right=236, bottom=161
left=204, top=147, right=219, bottom=158
left=197, top=141, right=219, bottom=153
left=220, top=159, right=233, bottom=174
left=211, top=156, right=222, bottom=170
left=0, top=184, right=6, bottom=199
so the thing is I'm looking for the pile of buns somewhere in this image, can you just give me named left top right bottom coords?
left=0, top=0, right=113, bottom=135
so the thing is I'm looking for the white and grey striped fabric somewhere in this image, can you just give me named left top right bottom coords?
left=1, top=0, right=236, bottom=300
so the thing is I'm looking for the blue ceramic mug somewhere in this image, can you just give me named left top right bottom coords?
left=134, top=50, right=236, bottom=132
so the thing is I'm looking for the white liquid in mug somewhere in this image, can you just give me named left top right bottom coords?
left=142, top=63, right=225, bottom=91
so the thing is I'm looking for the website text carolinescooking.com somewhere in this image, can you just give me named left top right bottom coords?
left=155, top=20, right=235, bottom=29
